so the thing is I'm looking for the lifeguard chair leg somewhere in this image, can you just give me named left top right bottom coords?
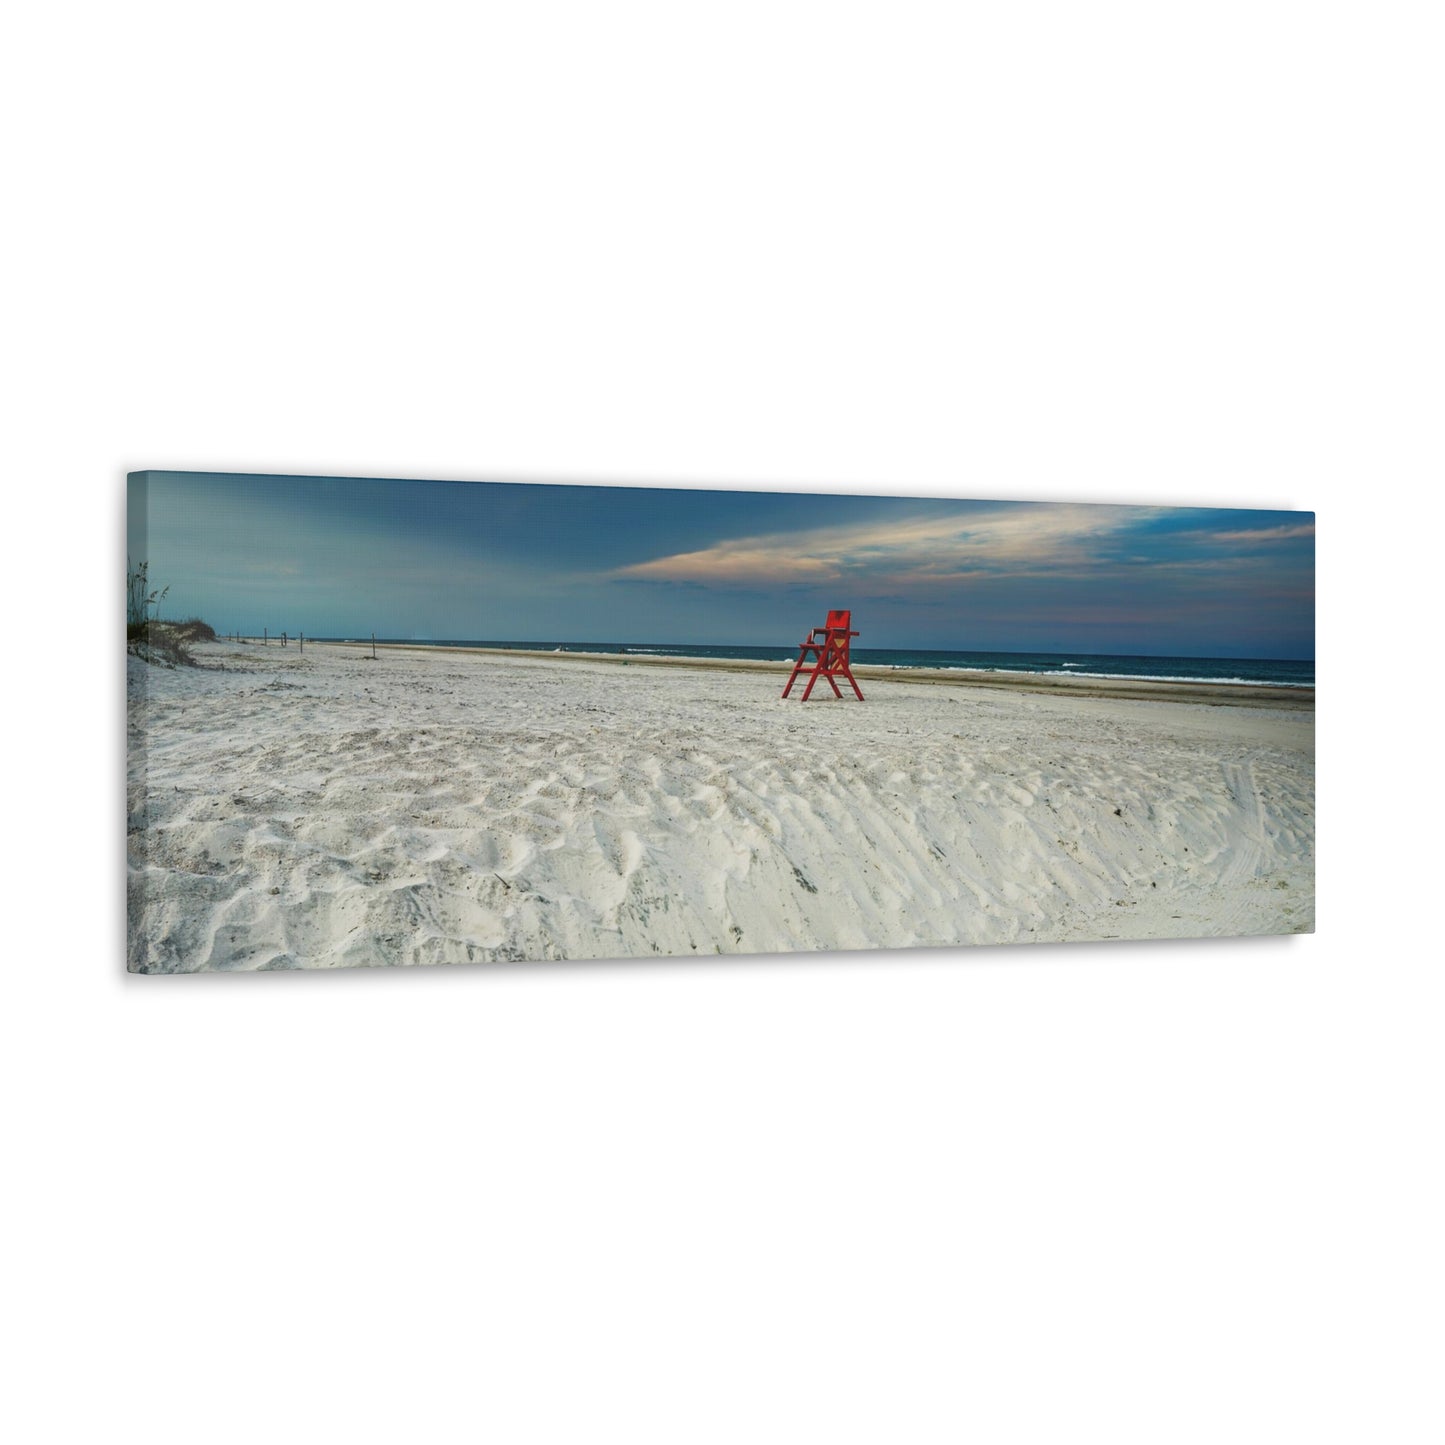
left=782, top=644, right=820, bottom=697
left=801, top=667, right=843, bottom=701
left=831, top=629, right=865, bottom=700
left=839, top=665, right=864, bottom=700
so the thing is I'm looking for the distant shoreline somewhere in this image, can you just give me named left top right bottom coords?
left=314, top=639, right=1314, bottom=709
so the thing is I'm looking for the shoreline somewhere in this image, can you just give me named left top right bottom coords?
left=320, top=640, right=1315, bottom=710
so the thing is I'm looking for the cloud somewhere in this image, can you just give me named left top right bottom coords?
left=610, top=503, right=1157, bottom=587
left=1205, top=522, right=1316, bottom=544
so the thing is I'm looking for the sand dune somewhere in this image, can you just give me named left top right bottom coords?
left=127, top=642, right=1315, bottom=970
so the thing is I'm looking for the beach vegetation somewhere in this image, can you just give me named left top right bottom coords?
left=127, top=557, right=169, bottom=632
left=130, top=620, right=216, bottom=666
left=127, top=561, right=218, bottom=666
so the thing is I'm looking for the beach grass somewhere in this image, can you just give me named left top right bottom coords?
left=127, top=617, right=217, bottom=667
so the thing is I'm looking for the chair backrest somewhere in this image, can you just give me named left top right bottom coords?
left=824, top=609, right=851, bottom=632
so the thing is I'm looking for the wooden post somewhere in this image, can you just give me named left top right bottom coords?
left=264, top=627, right=268, bottom=645
left=371, top=633, right=376, bottom=659
left=299, top=632, right=304, bottom=655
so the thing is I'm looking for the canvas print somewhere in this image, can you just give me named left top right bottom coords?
left=126, top=471, right=1315, bottom=972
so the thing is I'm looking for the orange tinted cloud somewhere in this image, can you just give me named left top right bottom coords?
left=612, top=504, right=1154, bottom=587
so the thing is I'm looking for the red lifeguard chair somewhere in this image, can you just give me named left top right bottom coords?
left=782, top=610, right=865, bottom=701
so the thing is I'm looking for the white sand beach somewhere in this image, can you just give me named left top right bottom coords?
left=127, top=642, right=1315, bottom=970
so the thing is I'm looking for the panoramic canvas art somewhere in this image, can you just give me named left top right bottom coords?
left=126, top=471, right=1315, bottom=972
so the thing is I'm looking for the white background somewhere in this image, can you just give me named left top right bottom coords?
left=5, top=3, right=1442, bottom=1442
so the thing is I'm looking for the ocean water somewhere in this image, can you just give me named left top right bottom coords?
left=326, top=639, right=1315, bottom=688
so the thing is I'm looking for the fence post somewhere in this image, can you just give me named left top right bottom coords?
left=372, top=633, right=376, bottom=659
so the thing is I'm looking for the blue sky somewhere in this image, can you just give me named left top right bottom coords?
left=127, top=472, right=1314, bottom=658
